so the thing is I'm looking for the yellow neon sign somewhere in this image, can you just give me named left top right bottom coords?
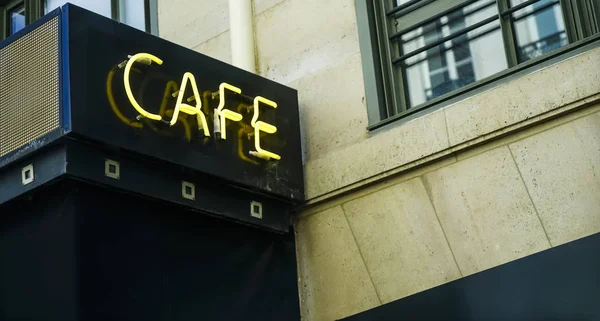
left=215, top=83, right=243, bottom=140
left=250, top=96, right=281, bottom=160
left=123, top=53, right=163, bottom=121
left=120, top=52, right=282, bottom=161
left=109, top=70, right=192, bottom=141
left=170, top=72, right=210, bottom=137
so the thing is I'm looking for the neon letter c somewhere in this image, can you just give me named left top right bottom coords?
left=124, top=53, right=164, bottom=121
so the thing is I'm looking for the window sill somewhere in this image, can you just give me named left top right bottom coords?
left=368, top=33, right=600, bottom=131
left=304, top=39, right=600, bottom=202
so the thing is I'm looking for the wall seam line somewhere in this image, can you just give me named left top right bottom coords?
left=292, top=223, right=306, bottom=318
left=286, top=49, right=362, bottom=86
left=251, top=0, right=260, bottom=74
left=189, top=29, right=231, bottom=51
left=254, top=0, right=288, bottom=17
left=443, top=108, right=452, bottom=148
left=507, top=146, right=554, bottom=247
left=340, top=203, right=384, bottom=305
left=419, top=175, right=465, bottom=277
left=298, top=156, right=459, bottom=220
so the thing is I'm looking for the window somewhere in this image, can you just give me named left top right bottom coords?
left=359, top=0, right=600, bottom=127
left=8, top=3, right=25, bottom=34
left=1, top=0, right=43, bottom=39
left=44, top=0, right=157, bottom=33
left=45, top=0, right=112, bottom=18
left=0, top=0, right=156, bottom=40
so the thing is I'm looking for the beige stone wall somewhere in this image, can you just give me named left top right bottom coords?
left=297, top=104, right=600, bottom=320
left=157, top=1, right=600, bottom=320
left=158, top=0, right=231, bottom=62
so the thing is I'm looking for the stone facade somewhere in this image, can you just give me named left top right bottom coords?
left=158, top=1, right=600, bottom=320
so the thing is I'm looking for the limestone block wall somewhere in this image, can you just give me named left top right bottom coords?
left=158, top=0, right=230, bottom=58
left=296, top=105, right=600, bottom=320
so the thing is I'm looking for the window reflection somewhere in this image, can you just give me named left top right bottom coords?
left=511, top=0, right=568, bottom=62
left=121, top=0, right=146, bottom=31
left=45, top=0, right=147, bottom=31
left=9, top=5, right=26, bottom=35
left=394, top=0, right=414, bottom=7
left=45, top=0, right=112, bottom=18
left=399, top=0, right=507, bottom=108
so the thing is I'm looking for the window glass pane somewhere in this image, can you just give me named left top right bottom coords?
left=45, top=0, right=112, bottom=19
left=510, top=0, right=553, bottom=7
left=511, top=1, right=568, bottom=62
left=45, top=0, right=148, bottom=32
left=394, top=0, right=413, bottom=6
left=398, top=0, right=507, bottom=108
left=9, top=5, right=26, bottom=35
left=121, top=0, right=146, bottom=31
left=400, top=0, right=498, bottom=55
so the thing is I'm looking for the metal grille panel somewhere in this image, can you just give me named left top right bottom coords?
left=0, top=17, right=60, bottom=157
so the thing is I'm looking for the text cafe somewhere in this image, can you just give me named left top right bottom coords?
left=119, top=53, right=282, bottom=161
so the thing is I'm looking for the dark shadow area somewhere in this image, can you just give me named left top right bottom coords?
left=342, top=232, right=600, bottom=321
left=0, top=181, right=300, bottom=321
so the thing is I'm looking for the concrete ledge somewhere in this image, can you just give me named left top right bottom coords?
left=304, top=46, right=600, bottom=201
left=445, top=47, right=600, bottom=146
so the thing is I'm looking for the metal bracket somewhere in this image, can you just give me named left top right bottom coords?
left=104, top=159, right=120, bottom=179
left=21, top=164, right=34, bottom=185
left=182, top=181, right=195, bottom=200
left=250, top=201, right=263, bottom=219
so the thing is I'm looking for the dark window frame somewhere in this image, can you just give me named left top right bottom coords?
left=0, top=0, right=43, bottom=39
left=357, top=0, right=600, bottom=130
left=112, top=0, right=158, bottom=34
left=7, top=2, right=25, bottom=36
left=0, top=0, right=157, bottom=40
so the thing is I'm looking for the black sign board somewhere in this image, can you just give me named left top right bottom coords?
left=0, top=4, right=304, bottom=232
left=0, top=7, right=303, bottom=320
left=65, top=5, right=304, bottom=202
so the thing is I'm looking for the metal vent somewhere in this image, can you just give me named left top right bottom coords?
left=0, top=17, right=60, bottom=157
